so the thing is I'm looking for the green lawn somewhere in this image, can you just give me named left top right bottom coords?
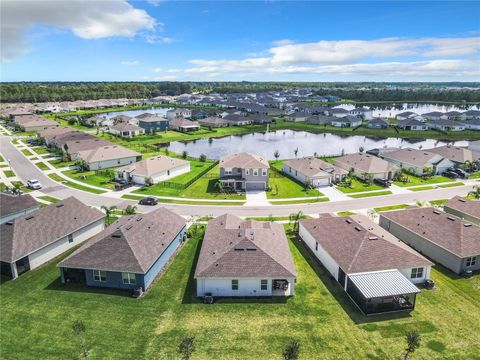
left=336, top=211, right=357, bottom=216
left=21, top=148, right=33, bottom=156
left=374, top=204, right=409, bottom=212
left=63, top=169, right=116, bottom=190
left=469, top=172, right=480, bottom=179
left=3, top=169, right=15, bottom=178
left=337, top=178, right=384, bottom=193
left=38, top=195, right=61, bottom=203
left=267, top=173, right=322, bottom=199
left=271, top=197, right=329, bottom=205
left=48, top=159, right=76, bottom=169
left=0, top=182, right=6, bottom=191
left=134, top=165, right=246, bottom=200
left=1, top=227, right=479, bottom=359
left=10, top=180, right=32, bottom=193
left=48, top=173, right=107, bottom=194
left=410, top=186, right=435, bottom=192
left=35, top=162, right=50, bottom=171
left=162, top=160, right=214, bottom=185
left=31, top=146, right=50, bottom=155
left=0, top=154, right=4, bottom=162
left=429, top=199, right=448, bottom=207
left=439, top=182, right=464, bottom=188
left=349, top=190, right=392, bottom=198
left=393, top=173, right=454, bottom=188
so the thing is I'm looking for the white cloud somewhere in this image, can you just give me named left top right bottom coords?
left=121, top=60, right=139, bottom=66
left=271, top=39, right=295, bottom=46
left=152, top=67, right=181, bottom=73
left=145, top=35, right=176, bottom=44
left=1, top=0, right=156, bottom=62
left=182, top=36, right=480, bottom=80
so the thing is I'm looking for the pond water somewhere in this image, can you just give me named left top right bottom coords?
left=102, top=107, right=173, bottom=119
left=167, top=130, right=469, bottom=160
left=333, top=103, right=480, bottom=118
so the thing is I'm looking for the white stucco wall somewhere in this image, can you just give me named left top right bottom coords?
left=196, top=277, right=295, bottom=297
left=88, top=156, right=138, bottom=170
left=133, top=163, right=191, bottom=185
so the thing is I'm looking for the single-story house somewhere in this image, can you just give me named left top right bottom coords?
left=422, top=111, right=444, bottom=121
left=195, top=214, right=297, bottom=297
left=75, top=145, right=141, bottom=170
left=0, top=193, right=39, bottom=225
left=426, top=145, right=480, bottom=166
left=108, top=122, right=145, bottom=138
left=331, top=115, right=362, bottom=128
left=219, top=152, right=270, bottom=191
left=198, top=116, right=231, bottom=128
left=249, top=115, right=274, bottom=124
left=395, top=111, right=418, bottom=121
left=379, top=148, right=454, bottom=175
left=13, top=115, right=58, bottom=132
left=64, top=138, right=113, bottom=158
left=166, top=108, right=192, bottom=120
left=442, top=111, right=466, bottom=121
left=306, top=115, right=335, bottom=125
left=285, top=112, right=309, bottom=122
left=223, top=114, right=253, bottom=126
left=43, top=130, right=96, bottom=150
left=299, top=215, right=432, bottom=315
left=380, top=207, right=480, bottom=275
left=397, top=119, right=427, bottom=131
left=117, top=155, right=190, bottom=185
left=282, top=157, right=348, bottom=186
left=464, top=110, right=480, bottom=120
left=58, top=207, right=187, bottom=291
left=427, top=119, right=465, bottom=132
left=138, top=116, right=169, bottom=133
left=37, top=126, right=74, bottom=146
left=463, top=119, right=480, bottom=131
left=366, top=118, right=390, bottom=129
left=328, top=108, right=349, bottom=118
left=348, top=107, right=373, bottom=120
left=333, top=153, right=399, bottom=180
left=0, top=197, right=104, bottom=279
left=169, top=118, right=200, bottom=132
left=444, top=196, right=480, bottom=226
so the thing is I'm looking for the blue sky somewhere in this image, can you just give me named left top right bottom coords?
left=1, top=1, right=479, bottom=82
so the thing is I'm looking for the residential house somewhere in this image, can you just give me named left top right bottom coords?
left=38, top=126, right=74, bottom=146
left=395, top=111, right=418, bottom=121
left=348, top=107, right=373, bottom=120
left=380, top=207, right=480, bottom=275
left=219, top=152, right=269, bottom=191
left=428, top=119, right=465, bottom=132
left=198, top=116, right=231, bottom=128
left=328, top=108, right=349, bottom=118
left=166, top=108, right=192, bottom=120
left=138, top=116, right=169, bottom=133
left=442, top=111, right=466, bottom=121
left=306, top=115, right=335, bottom=125
left=195, top=214, right=297, bottom=297
left=117, top=155, right=190, bottom=185
left=76, top=145, right=141, bottom=170
left=282, top=157, right=348, bottom=186
left=0, top=197, right=104, bottom=279
left=0, top=194, right=39, bottom=225
left=422, top=111, right=444, bottom=121
left=426, top=145, right=480, bottom=166
left=464, top=110, right=480, bottom=120
left=397, top=119, right=427, bottom=131
left=169, top=118, right=200, bottom=132
left=379, top=148, right=454, bottom=175
left=333, top=153, right=399, bottom=180
left=469, top=140, right=480, bottom=152
left=223, top=114, right=253, bottom=126
left=108, top=122, right=145, bottom=138
left=285, top=112, right=309, bottom=122
left=444, top=196, right=480, bottom=226
left=299, top=215, right=432, bottom=315
left=249, top=115, right=274, bottom=124
left=41, top=129, right=96, bottom=151
left=58, top=207, right=187, bottom=291
left=13, top=115, right=58, bottom=132
left=366, top=118, right=389, bottom=129
left=331, top=115, right=362, bottom=128
left=463, top=119, right=480, bottom=131
left=64, top=139, right=113, bottom=159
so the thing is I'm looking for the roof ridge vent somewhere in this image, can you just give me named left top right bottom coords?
left=25, top=215, right=34, bottom=220
left=345, top=219, right=352, bottom=224
left=368, top=236, right=378, bottom=240
left=464, top=223, right=472, bottom=227
left=433, top=210, right=441, bottom=214
left=447, top=216, right=455, bottom=221
left=459, top=198, right=467, bottom=203
left=354, top=226, right=362, bottom=232
left=56, top=204, right=64, bottom=208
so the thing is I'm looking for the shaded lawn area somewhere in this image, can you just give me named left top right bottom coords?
left=48, top=173, right=106, bottom=194
left=393, top=173, right=453, bottom=187
left=267, top=173, right=323, bottom=199
left=1, top=227, right=479, bottom=359
left=336, top=178, right=384, bottom=193
left=134, top=165, right=246, bottom=200
left=63, top=169, right=116, bottom=190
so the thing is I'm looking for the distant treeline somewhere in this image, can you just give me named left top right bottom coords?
left=1, top=81, right=479, bottom=103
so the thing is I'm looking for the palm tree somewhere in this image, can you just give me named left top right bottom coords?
left=468, top=185, right=480, bottom=199
left=101, top=205, right=117, bottom=225
left=124, top=205, right=137, bottom=215
left=215, top=181, right=224, bottom=194
left=294, top=148, right=298, bottom=158
left=403, top=331, right=421, bottom=359
left=274, top=150, right=280, bottom=160
left=415, top=200, right=431, bottom=208
left=289, top=211, right=304, bottom=232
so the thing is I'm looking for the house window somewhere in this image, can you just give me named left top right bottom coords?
left=261, top=279, right=268, bottom=290
left=410, top=267, right=424, bottom=279
left=93, top=270, right=107, bottom=282
left=315, top=242, right=318, bottom=251
left=68, top=234, right=74, bottom=243
left=231, top=279, right=239, bottom=290
left=224, top=168, right=232, bottom=175
left=122, top=272, right=136, bottom=285
left=245, top=169, right=250, bottom=175
left=466, top=256, right=477, bottom=267
left=261, top=169, right=267, bottom=176
left=253, top=169, right=259, bottom=176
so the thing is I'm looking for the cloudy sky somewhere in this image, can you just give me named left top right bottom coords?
left=1, top=1, right=479, bottom=82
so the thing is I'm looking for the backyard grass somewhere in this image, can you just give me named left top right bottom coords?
left=374, top=204, right=409, bottom=212
left=21, top=148, right=33, bottom=156
left=63, top=169, right=116, bottom=190
left=38, top=195, right=61, bottom=203
left=3, top=169, right=15, bottom=178
left=48, top=173, right=107, bottom=194
left=0, top=182, right=6, bottom=191
left=336, top=178, right=384, bottom=193
left=267, top=173, right=322, bottom=199
left=349, top=190, right=392, bottom=198
left=35, top=162, right=50, bottom=171
left=393, top=173, right=453, bottom=188
left=1, top=227, right=479, bottom=359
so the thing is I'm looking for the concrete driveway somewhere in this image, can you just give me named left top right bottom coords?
left=245, top=189, right=270, bottom=206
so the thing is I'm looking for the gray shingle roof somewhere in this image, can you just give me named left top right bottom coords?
left=58, top=207, right=186, bottom=273
left=195, top=214, right=297, bottom=278
left=220, top=152, right=269, bottom=169
left=0, top=193, right=39, bottom=217
left=1, top=197, right=104, bottom=263
left=444, top=196, right=480, bottom=221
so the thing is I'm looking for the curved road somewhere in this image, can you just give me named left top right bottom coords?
left=1, top=136, right=477, bottom=217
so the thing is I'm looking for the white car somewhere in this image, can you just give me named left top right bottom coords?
left=27, top=179, right=42, bottom=190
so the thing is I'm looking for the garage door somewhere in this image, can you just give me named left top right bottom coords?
left=246, top=182, right=265, bottom=190
left=314, top=178, right=330, bottom=187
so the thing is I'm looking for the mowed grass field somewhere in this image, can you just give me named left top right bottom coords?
left=1, top=226, right=479, bottom=359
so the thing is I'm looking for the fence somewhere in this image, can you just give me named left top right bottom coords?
left=153, top=161, right=219, bottom=190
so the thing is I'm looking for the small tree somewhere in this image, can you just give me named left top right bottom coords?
left=182, top=150, right=188, bottom=159
left=289, top=211, right=304, bottom=232
left=75, top=160, right=88, bottom=172
left=165, top=148, right=170, bottom=156
left=215, top=181, right=224, bottom=194
left=367, top=208, right=378, bottom=221
left=274, top=150, right=280, bottom=160
left=274, top=183, right=279, bottom=196
left=72, top=320, right=89, bottom=358
left=283, top=339, right=300, bottom=360
left=101, top=205, right=117, bottom=225
left=403, top=331, right=421, bottom=359
left=124, top=205, right=137, bottom=215
left=294, top=147, right=298, bottom=158
left=199, top=154, right=207, bottom=162
left=359, top=146, right=364, bottom=153
left=145, top=177, right=153, bottom=187
left=468, top=185, right=480, bottom=199
left=178, top=336, right=195, bottom=360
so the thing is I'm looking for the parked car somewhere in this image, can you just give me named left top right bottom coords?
left=373, top=178, right=391, bottom=187
left=443, top=171, right=457, bottom=179
left=139, top=197, right=158, bottom=206
left=26, top=139, right=43, bottom=146
left=27, top=179, right=42, bottom=190
left=448, top=167, right=468, bottom=179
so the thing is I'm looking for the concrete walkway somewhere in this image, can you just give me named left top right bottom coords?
left=319, top=185, right=350, bottom=201
left=245, top=189, right=270, bottom=206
